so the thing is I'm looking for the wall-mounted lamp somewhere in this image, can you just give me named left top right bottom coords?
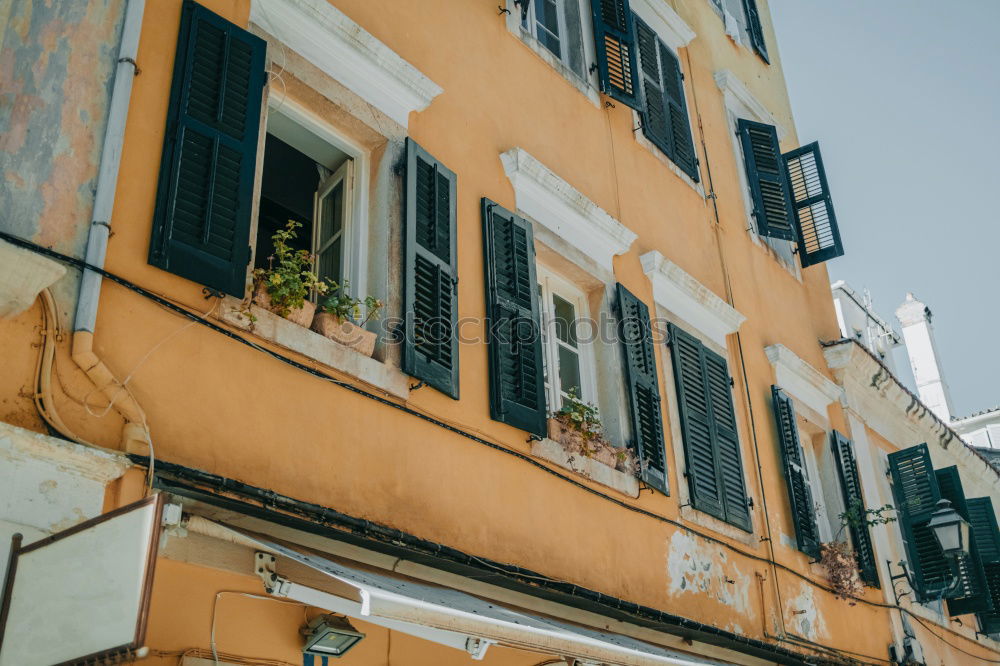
left=927, top=499, right=970, bottom=558
left=304, top=615, right=365, bottom=658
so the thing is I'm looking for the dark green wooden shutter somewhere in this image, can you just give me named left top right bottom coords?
left=888, top=444, right=954, bottom=602
left=589, top=0, right=640, bottom=109
left=632, top=16, right=698, bottom=182
left=771, top=386, right=820, bottom=558
left=481, top=199, right=546, bottom=437
left=783, top=143, right=844, bottom=268
left=403, top=139, right=459, bottom=399
left=935, top=468, right=992, bottom=615
left=616, top=284, right=666, bottom=493
left=670, top=324, right=750, bottom=530
left=741, top=0, right=769, bottom=63
left=149, top=0, right=266, bottom=296
left=970, top=498, right=1000, bottom=632
left=737, top=119, right=796, bottom=241
left=831, top=431, right=879, bottom=587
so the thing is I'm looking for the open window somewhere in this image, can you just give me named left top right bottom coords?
left=255, top=110, right=357, bottom=293
left=537, top=266, right=597, bottom=413
left=505, top=0, right=598, bottom=97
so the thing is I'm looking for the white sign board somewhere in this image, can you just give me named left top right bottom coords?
left=0, top=496, right=162, bottom=666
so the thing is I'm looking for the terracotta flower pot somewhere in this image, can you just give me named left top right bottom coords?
left=592, top=445, right=618, bottom=469
left=252, top=282, right=316, bottom=327
left=311, top=312, right=378, bottom=357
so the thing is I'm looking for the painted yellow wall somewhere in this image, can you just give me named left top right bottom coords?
left=2, top=0, right=997, bottom=663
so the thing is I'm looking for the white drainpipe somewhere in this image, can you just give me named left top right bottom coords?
left=73, top=0, right=151, bottom=454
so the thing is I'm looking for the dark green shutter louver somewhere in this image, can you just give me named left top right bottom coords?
left=741, top=0, right=769, bottom=63
left=632, top=16, right=698, bottom=182
left=771, top=386, right=820, bottom=558
left=935, top=467, right=992, bottom=615
left=783, top=143, right=844, bottom=268
left=888, top=444, right=955, bottom=602
left=670, top=324, right=751, bottom=530
left=616, top=284, right=666, bottom=493
left=481, top=199, right=546, bottom=437
left=589, top=0, right=640, bottom=109
left=149, top=0, right=266, bottom=296
left=737, top=119, right=796, bottom=241
left=970, top=498, right=1000, bottom=632
left=831, top=431, right=879, bottom=587
left=403, top=139, right=459, bottom=399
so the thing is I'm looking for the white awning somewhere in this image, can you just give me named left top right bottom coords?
left=187, top=517, right=725, bottom=666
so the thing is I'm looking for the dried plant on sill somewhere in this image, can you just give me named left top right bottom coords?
left=552, top=390, right=640, bottom=475
left=819, top=540, right=864, bottom=603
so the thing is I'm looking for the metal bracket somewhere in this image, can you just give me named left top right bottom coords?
left=497, top=5, right=511, bottom=15
left=409, top=380, right=427, bottom=391
left=202, top=287, right=223, bottom=299
left=465, top=637, right=493, bottom=660
left=255, top=551, right=290, bottom=596
left=118, top=56, right=141, bottom=75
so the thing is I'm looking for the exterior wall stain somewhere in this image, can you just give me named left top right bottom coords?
left=786, top=583, right=828, bottom=642
left=0, top=0, right=125, bottom=321
left=666, top=530, right=752, bottom=617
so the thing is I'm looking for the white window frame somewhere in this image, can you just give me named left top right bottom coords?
left=536, top=264, right=598, bottom=414
left=262, top=96, right=370, bottom=303
left=521, top=0, right=571, bottom=64
left=504, top=0, right=601, bottom=105
left=312, top=161, right=355, bottom=288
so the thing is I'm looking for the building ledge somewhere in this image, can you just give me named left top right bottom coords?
left=530, top=438, right=640, bottom=498
left=764, top=344, right=842, bottom=417
left=714, top=69, right=786, bottom=140
left=249, top=0, right=443, bottom=128
left=632, top=0, right=696, bottom=50
left=500, top=148, right=637, bottom=276
left=640, top=251, right=744, bottom=347
left=220, top=297, right=409, bottom=400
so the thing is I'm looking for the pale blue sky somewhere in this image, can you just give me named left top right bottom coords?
left=770, top=0, right=1000, bottom=417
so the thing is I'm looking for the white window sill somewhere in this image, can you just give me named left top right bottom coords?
left=219, top=296, right=409, bottom=400
left=746, top=226, right=802, bottom=281
left=631, top=112, right=705, bottom=198
left=679, top=504, right=758, bottom=547
left=507, top=24, right=600, bottom=108
left=530, top=438, right=640, bottom=498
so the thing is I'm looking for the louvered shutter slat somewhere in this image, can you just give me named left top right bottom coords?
left=633, top=17, right=671, bottom=158
left=616, top=284, right=667, bottom=493
left=771, top=386, right=820, bottom=558
left=971, top=498, right=1000, bottom=631
left=589, top=0, right=640, bottom=109
left=737, top=119, right=796, bottom=241
left=741, top=0, right=769, bottom=63
left=832, top=431, right=880, bottom=587
left=658, top=44, right=698, bottom=182
left=705, top=349, right=750, bottom=530
left=888, top=444, right=955, bottom=602
left=670, top=325, right=723, bottom=520
left=150, top=0, right=266, bottom=296
left=404, top=140, right=460, bottom=399
left=783, top=142, right=844, bottom=267
left=482, top=199, right=547, bottom=436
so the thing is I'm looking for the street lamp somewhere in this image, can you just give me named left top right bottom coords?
left=927, top=499, right=970, bottom=558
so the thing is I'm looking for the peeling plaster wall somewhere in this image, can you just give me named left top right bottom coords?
left=0, top=0, right=126, bottom=322
left=665, top=530, right=753, bottom=620
left=785, top=583, right=828, bottom=643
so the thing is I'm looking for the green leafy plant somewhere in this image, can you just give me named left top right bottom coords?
left=252, top=220, right=327, bottom=317
left=555, top=389, right=602, bottom=441
left=319, top=279, right=383, bottom=326
left=838, top=500, right=896, bottom=534
left=553, top=390, right=640, bottom=475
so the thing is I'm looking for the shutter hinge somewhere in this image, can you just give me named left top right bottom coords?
left=679, top=72, right=685, bottom=80
left=747, top=497, right=755, bottom=509
left=589, top=62, right=599, bottom=74
left=729, top=377, right=735, bottom=388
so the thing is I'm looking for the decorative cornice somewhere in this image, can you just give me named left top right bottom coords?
left=250, top=0, right=443, bottom=128
left=823, top=339, right=1000, bottom=493
left=639, top=251, right=744, bottom=347
left=500, top=148, right=637, bottom=274
left=764, top=344, right=842, bottom=418
left=631, top=0, right=696, bottom=50
left=713, top=69, right=786, bottom=140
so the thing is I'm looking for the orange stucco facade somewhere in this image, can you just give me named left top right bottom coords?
left=3, top=1, right=1000, bottom=665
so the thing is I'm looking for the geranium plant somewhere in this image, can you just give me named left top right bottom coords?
left=252, top=220, right=327, bottom=317
left=551, top=390, right=640, bottom=475
left=319, top=279, right=383, bottom=326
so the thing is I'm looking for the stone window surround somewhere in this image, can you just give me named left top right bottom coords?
left=639, top=251, right=756, bottom=544
left=249, top=0, right=443, bottom=129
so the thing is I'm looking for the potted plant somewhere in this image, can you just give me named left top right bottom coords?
left=311, top=279, right=383, bottom=357
left=548, top=390, right=639, bottom=474
left=820, top=501, right=896, bottom=602
left=252, top=220, right=327, bottom=327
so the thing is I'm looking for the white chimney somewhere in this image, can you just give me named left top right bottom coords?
left=896, top=293, right=954, bottom=422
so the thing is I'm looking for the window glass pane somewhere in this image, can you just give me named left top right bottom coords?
left=535, top=0, right=561, bottom=57
left=319, top=181, right=344, bottom=247
left=552, top=294, right=577, bottom=347
left=538, top=284, right=551, bottom=392
left=318, top=237, right=342, bottom=284
left=558, top=345, right=581, bottom=398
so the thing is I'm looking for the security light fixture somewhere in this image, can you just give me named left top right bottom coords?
left=927, top=499, right=970, bottom=558
left=303, top=614, right=365, bottom=657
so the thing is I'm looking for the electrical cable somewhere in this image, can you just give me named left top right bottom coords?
left=209, top=591, right=306, bottom=666
left=4, top=232, right=997, bottom=663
